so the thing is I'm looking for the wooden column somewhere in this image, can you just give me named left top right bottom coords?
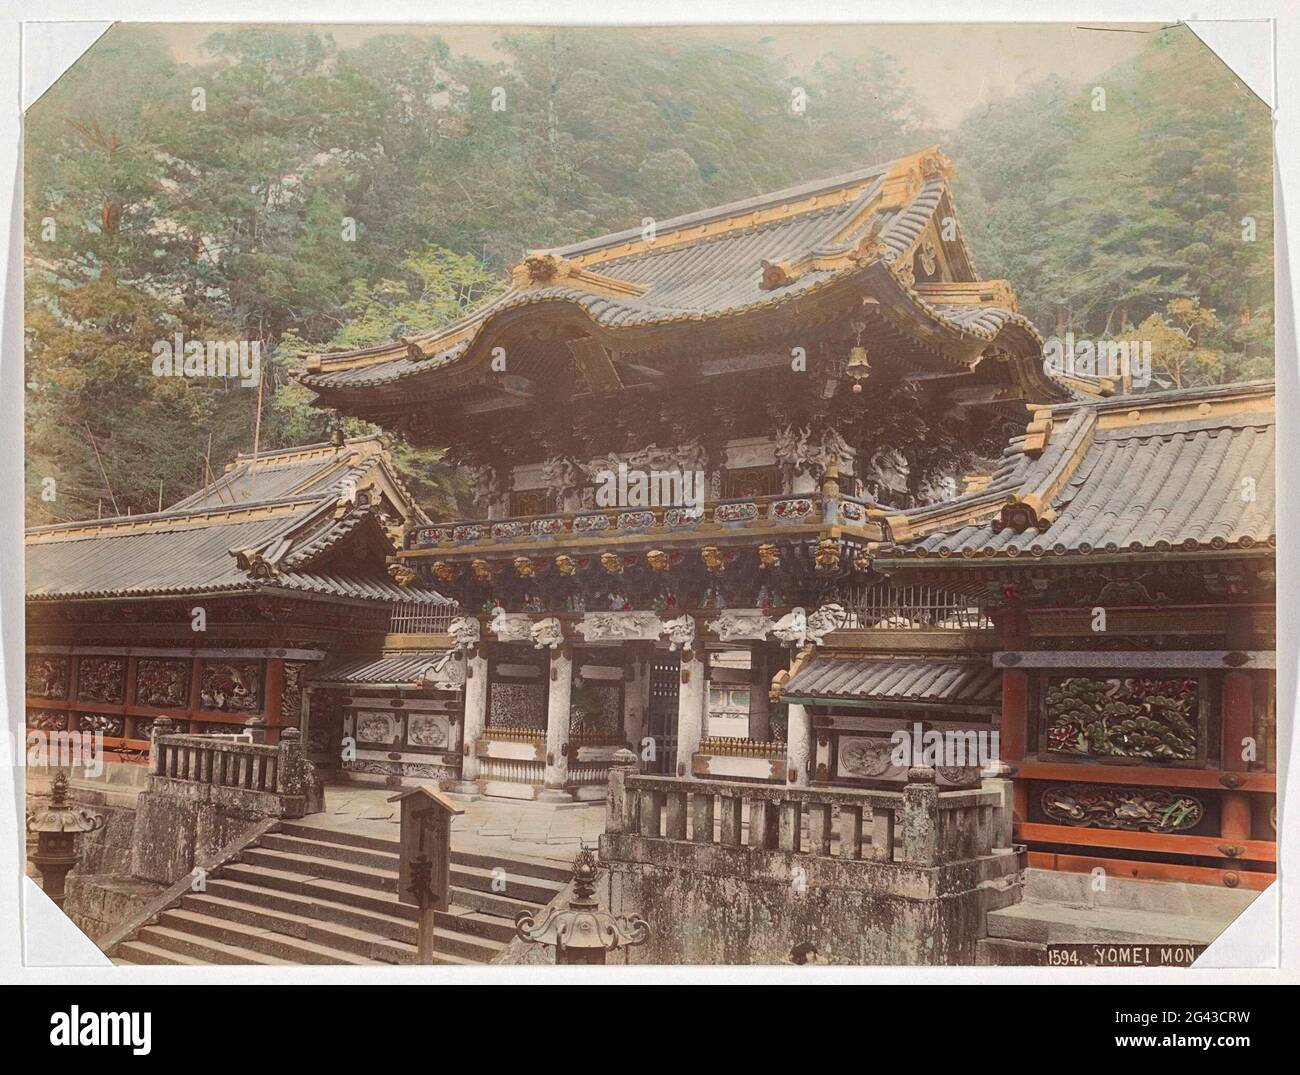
left=1221, top=669, right=1255, bottom=842
left=540, top=646, right=574, bottom=802
left=264, top=658, right=285, bottom=742
left=675, top=646, right=706, bottom=778
left=1000, top=605, right=1029, bottom=826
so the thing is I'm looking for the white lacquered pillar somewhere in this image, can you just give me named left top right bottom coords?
left=539, top=646, right=574, bottom=802
left=455, top=646, right=488, bottom=793
left=675, top=646, right=707, bottom=778
left=785, top=701, right=811, bottom=787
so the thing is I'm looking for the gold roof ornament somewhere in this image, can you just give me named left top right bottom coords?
left=759, top=259, right=799, bottom=291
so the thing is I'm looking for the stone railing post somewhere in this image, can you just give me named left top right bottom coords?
left=606, top=749, right=640, bottom=835
left=277, top=727, right=302, bottom=794
left=149, top=717, right=174, bottom=775
left=902, top=767, right=939, bottom=865
left=981, top=760, right=1016, bottom=851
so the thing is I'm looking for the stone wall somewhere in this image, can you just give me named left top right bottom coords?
left=601, top=833, right=1022, bottom=965
left=26, top=765, right=161, bottom=940
left=130, top=775, right=308, bottom=885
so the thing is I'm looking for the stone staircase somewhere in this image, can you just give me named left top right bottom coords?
left=111, top=821, right=570, bottom=966
left=979, top=868, right=1261, bottom=965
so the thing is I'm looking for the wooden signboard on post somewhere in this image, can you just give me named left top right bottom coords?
left=387, top=787, right=465, bottom=963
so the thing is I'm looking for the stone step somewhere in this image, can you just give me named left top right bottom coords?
left=1023, top=868, right=1260, bottom=917
left=986, top=899, right=1233, bottom=946
left=182, top=891, right=504, bottom=963
left=278, top=820, right=575, bottom=884
left=279, top=820, right=400, bottom=855
left=447, top=846, right=575, bottom=885
left=450, top=862, right=566, bottom=905
left=215, top=862, right=524, bottom=946
left=238, top=846, right=400, bottom=892
left=449, top=884, right=545, bottom=921
left=258, top=832, right=399, bottom=871
left=976, top=937, right=1046, bottom=967
left=157, top=907, right=380, bottom=965
left=134, top=924, right=296, bottom=966
left=114, top=940, right=208, bottom=967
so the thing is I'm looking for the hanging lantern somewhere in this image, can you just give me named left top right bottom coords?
left=846, top=344, right=871, bottom=392
left=846, top=323, right=870, bottom=393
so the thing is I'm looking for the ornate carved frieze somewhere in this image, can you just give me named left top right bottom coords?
left=1044, top=675, right=1199, bottom=760
left=78, top=656, right=126, bottom=704
left=576, top=611, right=663, bottom=642
left=448, top=616, right=481, bottom=650
left=529, top=617, right=564, bottom=650
left=706, top=609, right=777, bottom=642
left=199, top=660, right=263, bottom=713
left=488, top=608, right=533, bottom=643
left=1041, top=783, right=1204, bottom=833
left=771, top=604, right=845, bottom=647
left=662, top=615, right=696, bottom=652
left=26, top=655, right=69, bottom=700
left=135, top=658, right=191, bottom=708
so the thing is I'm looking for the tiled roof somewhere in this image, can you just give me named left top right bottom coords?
left=309, top=651, right=459, bottom=688
left=299, top=146, right=1076, bottom=399
left=876, top=382, right=1276, bottom=561
left=782, top=656, right=1001, bottom=707
left=26, top=439, right=449, bottom=606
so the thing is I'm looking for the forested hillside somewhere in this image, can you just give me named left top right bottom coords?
left=24, top=24, right=1272, bottom=525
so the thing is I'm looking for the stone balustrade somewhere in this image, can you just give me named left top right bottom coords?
left=131, top=721, right=324, bottom=884
left=600, top=765, right=1024, bottom=964
left=608, top=767, right=1001, bottom=866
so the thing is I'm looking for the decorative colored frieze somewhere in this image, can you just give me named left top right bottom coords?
left=415, top=526, right=453, bottom=547
left=453, top=523, right=484, bottom=544
left=199, top=660, right=263, bottom=713
left=714, top=500, right=759, bottom=525
left=78, top=712, right=124, bottom=737
left=530, top=516, right=564, bottom=538
left=26, top=655, right=69, bottom=699
left=771, top=497, right=813, bottom=523
left=616, top=510, right=656, bottom=532
left=491, top=520, right=525, bottom=541
left=839, top=498, right=867, bottom=523
left=135, top=658, right=191, bottom=708
left=573, top=513, right=611, bottom=534
left=663, top=506, right=703, bottom=529
left=1044, top=675, right=1198, bottom=760
left=1041, top=783, right=1204, bottom=833
left=77, top=656, right=125, bottom=704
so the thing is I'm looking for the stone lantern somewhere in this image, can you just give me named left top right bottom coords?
left=514, top=847, right=648, bottom=965
left=27, top=771, right=103, bottom=909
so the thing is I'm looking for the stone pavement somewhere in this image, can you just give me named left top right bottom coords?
left=301, top=783, right=609, bottom=867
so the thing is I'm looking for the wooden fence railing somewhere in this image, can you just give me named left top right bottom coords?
left=608, top=768, right=1003, bottom=867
